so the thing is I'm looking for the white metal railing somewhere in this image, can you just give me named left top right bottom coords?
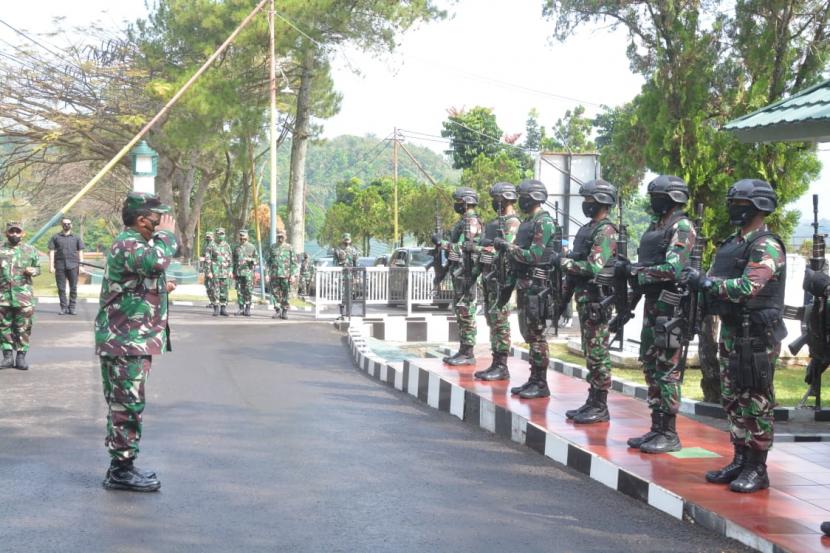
left=313, top=266, right=454, bottom=318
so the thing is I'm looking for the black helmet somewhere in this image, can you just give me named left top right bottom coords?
left=517, top=179, right=548, bottom=202
left=647, top=175, right=689, bottom=204
left=452, top=187, right=478, bottom=205
left=579, top=179, right=617, bottom=205
left=489, top=182, right=517, bottom=201
left=727, top=179, right=777, bottom=213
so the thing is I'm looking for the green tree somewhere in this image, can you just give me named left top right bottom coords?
left=542, top=105, right=595, bottom=153
left=524, top=108, right=545, bottom=151
left=441, top=106, right=505, bottom=170
left=459, top=151, right=528, bottom=222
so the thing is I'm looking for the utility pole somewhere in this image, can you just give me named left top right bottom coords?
left=268, top=0, right=278, bottom=246
left=393, top=127, right=399, bottom=247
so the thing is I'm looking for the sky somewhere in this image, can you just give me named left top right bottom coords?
left=2, top=0, right=827, bottom=221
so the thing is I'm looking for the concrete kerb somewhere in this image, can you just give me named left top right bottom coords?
left=34, top=296, right=313, bottom=311
left=341, top=326, right=778, bottom=553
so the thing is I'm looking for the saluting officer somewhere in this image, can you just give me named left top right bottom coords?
left=627, top=176, right=696, bottom=454
left=561, top=179, right=618, bottom=423
left=683, top=180, right=786, bottom=493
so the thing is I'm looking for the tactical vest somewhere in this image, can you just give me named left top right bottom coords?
left=637, top=211, right=689, bottom=266
left=513, top=211, right=555, bottom=277
left=569, top=219, right=615, bottom=285
left=709, top=230, right=786, bottom=316
left=481, top=215, right=520, bottom=266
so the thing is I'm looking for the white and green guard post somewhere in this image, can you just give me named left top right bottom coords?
left=130, top=140, right=158, bottom=193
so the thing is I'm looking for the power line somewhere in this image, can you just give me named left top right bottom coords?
left=0, top=18, right=84, bottom=72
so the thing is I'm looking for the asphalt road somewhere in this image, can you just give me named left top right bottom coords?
left=0, top=304, right=751, bottom=553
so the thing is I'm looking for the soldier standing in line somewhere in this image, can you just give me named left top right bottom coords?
left=267, top=230, right=297, bottom=319
left=683, top=180, right=786, bottom=493
left=202, top=231, right=216, bottom=309
left=432, top=187, right=482, bottom=366
left=333, top=232, right=359, bottom=319
left=232, top=229, right=257, bottom=317
left=95, top=192, right=177, bottom=492
left=208, top=228, right=232, bottom=317
left=626, top=176, right=696, bottom=454
left=561, top=179, right=618, bottom=423
left=0, top=222, right=41, bottom=370
left=297, top=253, right=312, bottom=297
left=495, top=180, right=558, bottom=398
left=474, top=182, right=521, bottom=381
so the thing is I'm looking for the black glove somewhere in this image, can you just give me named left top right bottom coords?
left=479, top=238, right=494, bottom=248
left=431, top=232, right=442, bottom=246
left=804, top=267, right=830, bottom=298
left=493, top=237, right=510, bottom=252
left=680, top=267, right=714, bottom=291
left=463, top=240, right=477, bottom=253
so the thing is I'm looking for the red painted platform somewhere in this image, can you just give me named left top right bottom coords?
left=419, top=356, right=830, bottom=553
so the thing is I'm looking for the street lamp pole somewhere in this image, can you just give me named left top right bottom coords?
left=129, top=140, right=159, bottom=193
left=268, top=0, right=278, bottom=246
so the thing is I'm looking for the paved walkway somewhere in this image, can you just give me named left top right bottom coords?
left=405, top=354, right=830, bottom=553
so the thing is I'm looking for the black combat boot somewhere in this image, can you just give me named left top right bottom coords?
left=213, top=305, right=219, bottom=317
left=0, top=349, right=14, bottom=369
left=244, top=304, right=251, bottom=317
left=729, top=449, right=769, bottom=493
left=519, top=368, right=551, bottom=399
left=273, top=307, right=281, bottom=319
left=573, top=389, right=610, bottom=424
left=566, top=389, right=593, bottom=420
left=280, top=307, right=288, bottom=319
left=640, top=412, right=682, bottom=454
left=109, top=458, right=157, bottom=480
left=444, top=344, right=476, bottom=366
left=705, top=444, right=746, bottom=484
left=627, top=410, right=661, bottom=448
left=103, top=460, right=161, bottom=492
left=510, top=373, right=536, bottom=395
left=220, top=305, right=229, bottom=317
left=474, top=353, right=510, bottom=381
left=14, top=351, right=28, bottom=370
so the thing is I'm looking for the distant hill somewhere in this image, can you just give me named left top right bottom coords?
left=791, top=217, right=830, bottom=248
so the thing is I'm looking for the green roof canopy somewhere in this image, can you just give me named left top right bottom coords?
left=723, top=79, right=830, bottom=143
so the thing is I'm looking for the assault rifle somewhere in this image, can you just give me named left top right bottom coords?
left=549, top=201, right=564, bottom=336
left=431, top=207, right=448, bottom=293
left=453, top=211, right=477, bottom=297
left=784, top=194, right=829, bottom=409
left=597, top=196, right=630, bottom=351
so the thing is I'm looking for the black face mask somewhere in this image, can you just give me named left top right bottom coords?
left=728, top=203, right=757, bottom=227
left=649, top=195, right=675, bottom=215
left=62, top=224, right=71, bottom=231
left=7, top=234, right=21, bottom=245
left=582, top=202, right=601, bottom=218
left=518, top=196, right=536, bottom=213
left=453, top=203, right=466, bottom=215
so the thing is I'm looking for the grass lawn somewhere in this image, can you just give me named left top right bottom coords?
left=545, top=342, right=829, bottom=408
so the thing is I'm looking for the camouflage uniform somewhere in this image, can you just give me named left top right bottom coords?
left=0, top=235, right=41, bottom=354
left=297, top=255, right=312, bottom=296
left=267, top=241, right=297, bottom=310
left=479, top=214, right=521, bottom=355
left=561, top=218, right=618, bottom=391
left=508, top=210, right=558, bottom=370
left=207, top=233, right=232, bottom=306
left=440, top=208, right=483, bottom=347
left=95, top=196, right=176, bottom=465
left=232, top=238, right=257, bottom=309
left=637, top=214, right=696, bottom=415
left=203, top=235, right=216, bottom=306
left=334, top=239, right=359, bottom=317
left=708, top=226, right=786, bottom=452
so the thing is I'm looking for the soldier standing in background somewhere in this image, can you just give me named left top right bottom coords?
left=95, top=192, right=177, bottom=492
left=232, top=229, right=257, bottom=317
left=561, top=179, right=618, bottom=424
left=626, top=176, right=696, bottom=454
left=0, top=222, right=41, bottom=370
left=47, top=217, right=84, bottom=315
left=496, top=180, right=558, bottom=398
left=433, top=188, right=482, bottom=366
left=208, top=228, right=232, bottom=317
left=267, top=230, right=297, bottom=319
left=683, top=180, right=786, bottom=493
left=334, top=233, right=359, bottom=319
left=202, top=231, right=216, bottom=309
left=297, top=253, right=312, bottom=297
left=474, top=182, right=521, bottom=381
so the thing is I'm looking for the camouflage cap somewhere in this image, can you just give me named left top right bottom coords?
left=6, top=221, right=23, bottom=231
left=123, top=191, right=171, bottom=215
left=205, top=231, right=214, bottom=238
left=342, top=232, right=351, bottom=242
left=276, top=229, right=286, bottom=238
left=239, top=229, right=248, bottom=237
left=215, top=227, right=226, bottom=235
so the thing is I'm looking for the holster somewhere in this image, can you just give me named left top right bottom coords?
left=728, top=336, right=773, bottom=391
left=653, top=316, right=684, bottom=350
left=526, top=286, right=550, bottom=325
